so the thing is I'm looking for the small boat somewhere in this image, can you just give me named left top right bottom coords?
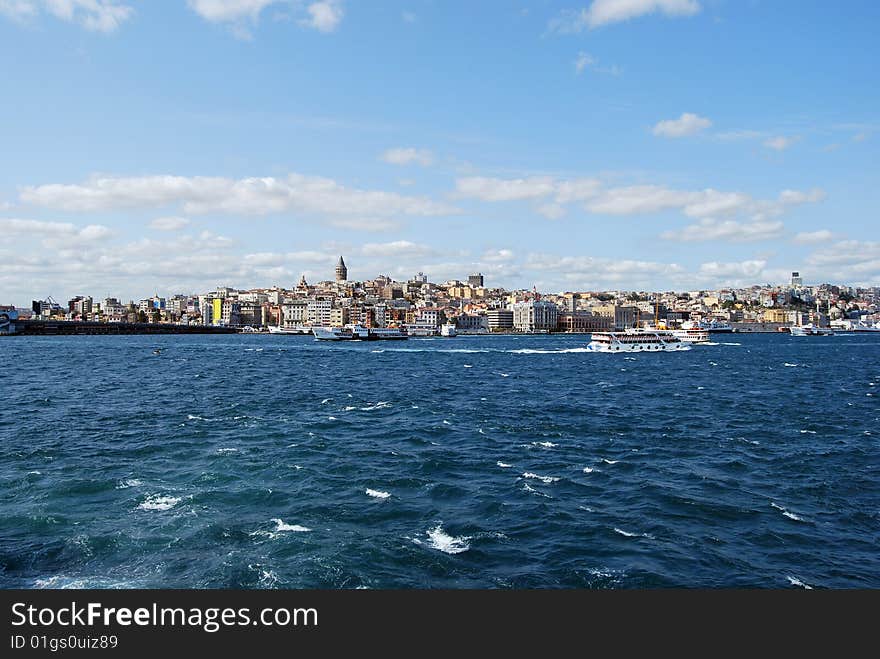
left=268, top=325, right=312, bottom=335
left=313, top=324, right=407, bottom=341
left=681, top=320, right=734, bottom=333
left=789, top=324, right=834, bottom=337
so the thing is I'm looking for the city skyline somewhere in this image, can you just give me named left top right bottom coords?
left=2, top=1, right=879, bottom=305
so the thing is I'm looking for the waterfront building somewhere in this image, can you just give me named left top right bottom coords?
left=512, top=300, right=558, bottom=332
left=307, top=299, right=333, bottom=326
left=329, top=307, right=349, bottom=327
left=416, top=308, right=443, bottom=327
left=593, top=304, right=637, bottom=330
left=281, top=301, right=309, bottom=326
left=335, top=256, right=348, bottom=282
left=556, top=310, right=611, bottom=333
left=486, top=309, right=513, bottom=331
left=454, top=313, right=487, bottom=332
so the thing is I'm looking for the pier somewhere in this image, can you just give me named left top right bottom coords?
left=10, top=320, right=239, bottom=336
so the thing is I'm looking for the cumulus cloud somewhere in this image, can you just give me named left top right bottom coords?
left=149, top=216, right=190, bottom=231
left=482, top=248, right=515, bottom=262
left=380, top=147, right=434, bottom=167
left=455, top=176, right=600, bottom=204
left=0, top=217, right=112, bottom=246
left=698, top=260, right=767, bottom=279
left=662, top=219, right=785, bottom=243
left=20, top=173, right=458, bottom=219
left=0, top=0, right=133, bottom=32
left=793, top=229, right=834, bottom=244
left=764, top=135, right=801, bottom=151
left=574, top=51, right=621, bottom=76
left=359, top=240, right=433, bottom=258
left=455, top=175, right=825, bottom=241
left=187, top=0, right=343, bottom=36
left=653, top=112, right=712, bottom=138
left=186, top=0, right=278, bottom=22
left=551, top=0, right=700, bottom=32
left=299, top=0, right=343, bottom=32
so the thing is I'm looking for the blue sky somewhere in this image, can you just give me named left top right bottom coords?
left=1, top=0, right=878, bottom=305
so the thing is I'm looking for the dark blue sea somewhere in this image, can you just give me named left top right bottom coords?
left=1, top=333, right=878, bottom=589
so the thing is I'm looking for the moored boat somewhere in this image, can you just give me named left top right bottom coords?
left=313, top=324, right=407, bottom=341
left=440, top=323, right=457, bottom=337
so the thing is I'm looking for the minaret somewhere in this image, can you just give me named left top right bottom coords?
left=335, top=256, right=348, bottom=282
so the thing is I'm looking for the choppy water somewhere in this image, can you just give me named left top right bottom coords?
left=1, top=333, right=878, bottom=589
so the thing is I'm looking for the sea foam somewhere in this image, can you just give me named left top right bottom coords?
left=137, top=495, right=181, bottom=511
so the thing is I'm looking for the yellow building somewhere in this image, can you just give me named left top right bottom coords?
left=763, top=309, right=787, bottom=323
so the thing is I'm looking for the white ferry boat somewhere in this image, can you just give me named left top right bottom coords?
left=835, top=320, right=880, bottom=333
left=789, top=324, right=834, bottom=337
left=405, top=322, right=438, bottom=337
left=671, top=328, right=711, bottom=343
left=626, top=326, right=709, bottom=344
left=312, top=324, right=407, bottom=341
left=681, top=319, right=733, bottom=333
left=589, top=331, right=688, bottom=352
left=440, top=323, right=457, bottom=337
left=268, top=325, right=312, bottom=335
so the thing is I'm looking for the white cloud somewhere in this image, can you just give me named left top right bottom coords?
left=662, top=219, right=785, bottom=243
left=551, top=0, right=700, bottom=32
left=802, top=240, right=880, bottom=285
left=360, top=240, right=434, bottom=258
left=574, top=51, right=621, bottom=76
left=187, top=0, right=343, bottom=35
left=482, top=248, right=515, bottom=262
left=299, top=0, right=343, bottom=32
left=381, top=147, right=434, bottom=167
left=585, top=185, right=693, bottom=215
left=806, top=240, right=880, bottom=267
left=1, top=0, right=133, bottom=32
left=455, top=176, right=600, bottom=204
left=698, top=260, right=767, bottom=279
left=793, top=229, right=834, bottom=244
left=20, top=173, right=457, bottom=219
left=0, top=218, right=112, bottom=246
left=764, top=135, right=800, bottom=151
left=149, top=216, right=190, bottom=231
left=186, top=0, right=277, bottom=22
left=778, top=188, right=825, bottom=205
left=652, top=112, right=712, bottom=138
left=455, top=175, right=824, bottom=239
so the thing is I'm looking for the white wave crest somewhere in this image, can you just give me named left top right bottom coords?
left=419, top=525, right=470, bottom=554
left=271, top=518, right=312, bottom=532
left=361, top=401, right=391, bottom=411
left=497, top=461, right=513, bottom=468
left=116, top=478, right=143, bottom=489
left=787, top=575, right=813, bottom=589
left=771, top=502, right=805, bottom=522
left=614, top=527, right=654, bottom=539
left=366, top=488, right=391, bottom=499
left=523, top=472, right=560, bottom=484
left=137, top=495, right=181, bottom=511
